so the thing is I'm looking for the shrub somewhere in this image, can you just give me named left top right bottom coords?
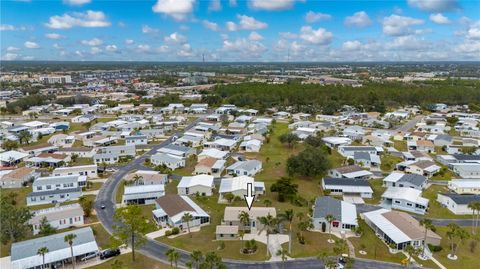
left=428, top=244, right=443, bottom=252
left=172, top=227, right=180, bottom=235
left=165, top=230, right=172, bottom=237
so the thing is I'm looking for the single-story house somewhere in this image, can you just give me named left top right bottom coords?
left=451, top=163, right=480, bottom=178
left=437, top=193, right=480, bottom=215
left=338, top=146, right=383, bottom=158
left=157, top=144, right=195, bottom=158
left=27, top=175, right=83, bottom=206
left=198, top=148, right=229, bottom=161
left=194, top=157, right=226, bottom=177
left=29, top=204, right=84, bottom=235
left=151, top=153, right=185, bottom=170
left=177, top=175, right=215, bottom=196
left=312, top=196, right=358, bottom=232
left=363, top=209, right=441, bottom=250
left=218, top=176, right=265, bottom=202
left=321, top=137, right=352, bottom=149
left=0, top=167, right=38, bottom=188
left=122, top=184, right=165, bottom=205
left=328, top=165, right=373, bottom=180
left=226, top=160, right=262, bottom=177
left=124, top=170, right=168, bottom=185
left=152, top=194, right=210, bottom=230
left=322, top=178, right=373, bottom=198
left=53, top=164, right=98, bottom=179
left=10, top=227, right=99, bottom=269
left=383, top=172, right=427, bottom=190
left=125, top=135, right=148, bottom=146
left=239, top=139, right=262, bottom=152
left=404, top=160, right=441, bottom=178
left=381, top=187, right=429, bottom=215
left=448, top=179, right=480, bottom=194
left=0, top=150, right=29, bottom=166
left=25, top=153, right=70, bottom=168
left=218, top=206, right=276, bottom=236
left=353, top=152, right=381, bottom=168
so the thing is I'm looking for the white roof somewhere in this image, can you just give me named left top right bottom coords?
left=383, top=172, right=405, bottom=183
left=382, top=187, right=429, bottom=206
left=178, top=175, right=214, bottom=188
left=343, top=170, right=373, bottom=178
left=219, top=175, right=254, bottom=193
left=0, top=150, right=29, bottom=162
left=449, top=179, right=480, bottom=188
left=124, top=184, right=165, bottom=195
left=322, top=136, right=352, bottom=145
left=22, top=121, right=46, bottom=128
left=363, top=209, right=411, bottom=244
left=341, top=200, right=358, bottom=226
left=199, top=148, right=228, bottom=159
left=213, top=138, right=237, bottom=147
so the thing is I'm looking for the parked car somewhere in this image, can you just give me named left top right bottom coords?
left=80, top=251, right=99, bottom=262
left=100, top=248, right=120, bottom=260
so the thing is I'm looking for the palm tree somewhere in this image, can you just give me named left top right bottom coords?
left=182, top=213, right=194, bottom=238
left=325, top=214, right=336, bottom=242
left=64, top=233, right=77, bottom=269
left=404, top=245, right=421, bottom=268
left=204, top=251, right=223, bottom=269
left=238, top=211, right=250, bottom=232
left=257, top=213, right=277, bottom=257
left=419, top=218, right=434, bottom=258
left=468, top=202, right=476, bottom=234
left=333, top=239, right=348, bottom=257
left=37, top=246, right=49, bottom=269
left=18, top=130, right=32, bottom=145
left=276, top=248, right=289, bottom=269
left=132, top=174, right=143, bottom=185
left=278, top=209, right=294, bottom=253
left=189, top=250, right=203, bottom=269
left=166, top=248, right=179, bottom=268
left=297, top=218, right=313, bottom=244
left=318, top=252, right=337, bottom=269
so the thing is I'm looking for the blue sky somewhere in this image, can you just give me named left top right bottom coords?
left=1, top=0, right=479, bottom=61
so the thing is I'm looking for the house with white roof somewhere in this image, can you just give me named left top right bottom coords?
left=363, top=209, right=441, bottom=250
left=404, top=160, right=441, bottom=178
left=322, top=178, right=373, bottom=199
left=93, top=145, right=136, bottom=164
left=448, top=179, right=480, bottom=194
left=321, top=137, right=352, bottom=149
left=157, top=144, right=195, bottom=158
left=151, top=153, right=185, bottom=170
left=383, top=172, right=427, bottom=190
left=312, top=196, right=358, bottom=232
left=343, top=125, right=365, bottom=140
left=0, top=150, right=29, bottom=166
left=205, top=138, right=237, bottom=151
left=226, top=160, right=263, bottom=177
left=353, top=152, right=381, bottom=168
left=177, top=175, right=215, bottom=196
left=122, top=184, right=165, bottom=205
left=0, top=167, right=38, bottom=188
left=451, top=163, right=480, bottom=178
left=381, top=187, right=429, bottom=215
left=152, top=194, right=210, bottom=229
left=218, top=176, right=265, bottom=202
left=328, top=165, right=373, bottom=180
left=338, top=146, right=383, bottom=158
left=198, top=148, right=229, bottom=161
left=125, top=134, right=148, bottom=146
left=53, top=164, right=98, bottom=179
left=239, top=139, right=262, bottom=152
left=10, top=227, right=99, bottom=269
left=29, top=204, right=84, bottom=235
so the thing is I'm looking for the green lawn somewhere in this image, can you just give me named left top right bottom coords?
left=156, top=194, right=269, bottom=261
left=87, top=253, right=169, bottom=269
left=70, top=157, right=94, bottom=166
left=364, top=179, right=386, bottom=205
left=116, top=182, right=125, bottom=203
left=430, top=165, right=456, bottom=181
left=380, top=154, right=403, bottom=172
left=423, top=185, right=473, bottom=219
left=393, top=140, right=407, bottom=152
left=349, top=219, right=405, bottom=264
left=174, top=155, right=196, bottom=176
left=432, top=227, right=480, bottom=269
left=282, top=231, right=335, bottom=258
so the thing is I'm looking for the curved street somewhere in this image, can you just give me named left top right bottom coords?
left=95, top=117, right=439, bottom=269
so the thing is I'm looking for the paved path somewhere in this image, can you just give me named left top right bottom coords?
left=395, top=115, right=424, bottom=132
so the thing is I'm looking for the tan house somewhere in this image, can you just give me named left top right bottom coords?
left=194, top=157, right=226, bottom=177
left=218, top=207, right=276, bottom=236
left=0, top=167, right=38, bottom=188
left=405, top=160, right=441, bottom=178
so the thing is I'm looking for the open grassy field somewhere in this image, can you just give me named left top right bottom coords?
left=363, top=179, right=386, bottom=205
left=380, top=154, right=403, bottom=172
left=423, top=185, right=473, bottom=219
left=87, top=253, right=169, bottom=269
left=282, top=231, right=335, bottom=258
left=432, top=227, right=480, bottom=269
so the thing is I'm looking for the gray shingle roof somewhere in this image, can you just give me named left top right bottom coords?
left=323, top=178, right=370, bottom=186
left=313, top=196, right=342, bottom=220
left=398, top=174, right=427, bottom=187
left=453, top=154, right=480, bottom=161
left=440, top=193, right=480, bottom=205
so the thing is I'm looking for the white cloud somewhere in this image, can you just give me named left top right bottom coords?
left=455, top=41, right=480, bottom=53
left=24, top=41, right=40, bottom=49
left=90, top=47, right=102, bottom=55
left=237, top=15, right=268, bottom=30
left=75, top=50, right=84, bottom=57
left=152, top=0, right=195, bottom=21
left=45, top=10, right=111, bottom=29
left=164, top=32, right=187, bottom=44
left=81, top=38, right=103, bottom=46
left=382, top=14, right=424, bottom=36
left=157, top=45, right=170, bottom=53
left=304, top=11, right=331, bottom=23
left=53, top=43, right=63, bottom=49
left=386, top=35, right=430, bottom=50
left=249, top=0, right=298, bottom=11
left=407, top=0, right=460, bottom=12
left=226, top=21, right=238, bottom=31
left=223, top=38, right=266, bottom=56
left=466, top=21, right=480, bottom=40
left=344, top=11, right=372, bottom=27
left=45, top=33, right=64, bottom=39
left=299, top=26, right=333, bottom=45
left=429, top=13, right=450, bottom=24
left=202, top=20, right=219, bottom=31
left=209, top=0, right=221, bottom=11
left=249, top=31, right=263, bottom=41
left=177, top=43, right=194, bottom=57
left=279, top=32, right=297, bottom=39
left=22, top=56, right=34, bottom=61
left=1, top=24, right=27, bottom=31
left=7, top=46, right=19, bottom=52
left=137, top=44, right=151, bottom=53
left=1, top=53, right=18, bottom=61
left=63, top=0, right=91, bottom=6
left=342, top=40, right=362, bottom=51
left=105, top=45, right=118, bottom=52
left=142, top=25, right=159, bottom=34
left=125, top=39, right=135, bottom=45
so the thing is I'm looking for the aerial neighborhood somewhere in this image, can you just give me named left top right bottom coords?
left=1, top=62, right=480, bottom=269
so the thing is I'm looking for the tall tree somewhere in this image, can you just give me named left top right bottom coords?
left=403, top=245, right=421, bottom=268
left=181, top=212, right=194, bottom=238
left=202, top=251, right=224, bottom=269
left=37, top=246, right=49, bottom=269
left=419, top=218, right=435, bottom=257
left=278, top=133, right=300, bottom=148
left=166, top=248, right=179, bottom=268
left=278, top=209, right=294, bottom=253
left=446, top=223, right=470, bottom=259
left=189, top=250, right=203, bottom=269
left=286, top=147, right=330, bottom=177
left=325, top=214, right=336, bottom=242
left=276, top=248, right=289, bottom=269
left=38, top=216, right=57, bottom=236
left=18, top=130, right=33, bottom=145
left=270, top=177, right=298, bottom=202
left=0, top=193, right=32, bottom=245
left=238, top=211, right=250, bottom=232
left=112, top=205, right=150, bottom=261
left=64, top=233, right=77, bottom=269
left=257, top=213, right=278, bottom=257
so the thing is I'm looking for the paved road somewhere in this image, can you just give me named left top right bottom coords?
left=395, top=115, right=424, bottom=132
left=95, top=117, right=426, bottom=269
